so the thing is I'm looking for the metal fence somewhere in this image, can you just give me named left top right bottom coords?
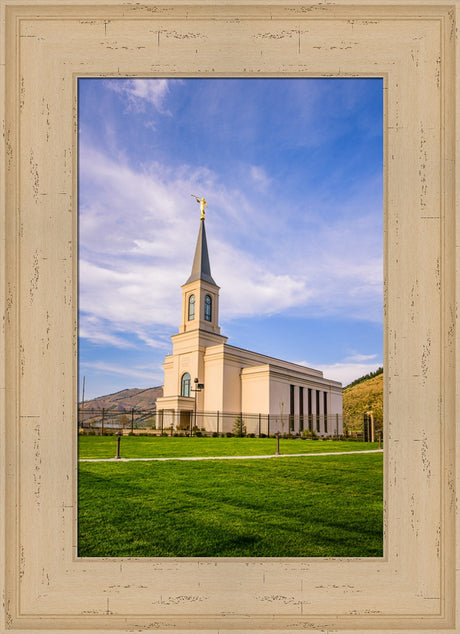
left=79, top=408, right=157, bottom=434
left=78, top=407, right=359, bottom=439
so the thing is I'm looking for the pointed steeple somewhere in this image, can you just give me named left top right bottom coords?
left=185, top=219, right=216, bottom=286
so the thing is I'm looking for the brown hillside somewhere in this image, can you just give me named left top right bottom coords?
left=343, top=372, right=383, bottom=432
left=82, top=386, right=163, bottom=412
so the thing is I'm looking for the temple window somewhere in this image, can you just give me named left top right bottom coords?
left=204, top=294, right=212, bottom=321
left=188, top=294, right=195, bottom=320
left=181, top=373, right=191, bottom=397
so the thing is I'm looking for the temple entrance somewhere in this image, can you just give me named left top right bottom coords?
left=179, top=410, right=192, bottom=430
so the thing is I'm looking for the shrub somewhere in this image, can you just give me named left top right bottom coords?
left=212, top=431, right=219, bottom=437
left=259, top=433, right=267, bottom=438
left=225, top=432, right=234, bottom=438
left=248, top=433, right=255, bottom=438
left=194, top=430, right=203, bottom=437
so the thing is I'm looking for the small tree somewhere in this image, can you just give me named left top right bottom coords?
left=233, top=416, right=246, bottom=437
left=119, top=413, right=129, bottom=430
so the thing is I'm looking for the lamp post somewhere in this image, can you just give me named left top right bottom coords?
left=115, top=431, right=122, bottom=459
left=191, top=378, right=204, bottom=436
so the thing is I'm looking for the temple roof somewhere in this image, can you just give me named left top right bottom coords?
left=184, top=219, right=216, bottom=286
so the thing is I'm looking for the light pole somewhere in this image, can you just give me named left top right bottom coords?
left=276, top=431, right=281, bottom=455
left=191, top=377, right=204, bottom=436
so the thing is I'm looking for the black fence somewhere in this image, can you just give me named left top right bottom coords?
left=78, top=407, right=359, bottom=439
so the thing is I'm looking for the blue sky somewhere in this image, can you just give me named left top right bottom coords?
left=78, top=78, right=383, bottom=400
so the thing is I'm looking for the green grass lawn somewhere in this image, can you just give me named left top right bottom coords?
left=78, top=437, right=383, bottom=558
left=79, top=435, right=381, bottom=459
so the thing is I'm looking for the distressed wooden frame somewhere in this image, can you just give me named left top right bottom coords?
left=0, top=1, right=458, bottom=632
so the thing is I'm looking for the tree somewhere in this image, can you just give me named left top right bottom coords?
left=119, top=413, right=129, bottom=429
left=232, top=416, right=246, bottom=437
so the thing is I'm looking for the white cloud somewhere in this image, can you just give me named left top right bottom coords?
left=79, top=314, right=137, bottom=348
left=249, top=165, right=271, bottom=191
left=296, top=360, right=382, bottom=387
left=80, top=360, right=163, bottom=383
left=344, top=352, right=378, bottom=363
left=105, top=79, right=174, bottom=114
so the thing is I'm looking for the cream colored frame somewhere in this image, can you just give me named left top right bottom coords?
left=0, top=1, right=457, bottom=632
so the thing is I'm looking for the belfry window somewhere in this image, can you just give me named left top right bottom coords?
left=204, top=295, right=212, bottom=321
left=181, top=373, right=191, bottom=397
left=188, top=294, right=195, bottom=320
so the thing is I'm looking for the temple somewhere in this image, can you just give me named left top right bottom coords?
left=155, top=211, right=343, bottom=436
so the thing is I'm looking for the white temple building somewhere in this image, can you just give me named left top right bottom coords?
left=156, top=210, right=343, bottom=436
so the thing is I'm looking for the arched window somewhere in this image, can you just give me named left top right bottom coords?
left=188, top=294, right=195, bottom=320
left=204, top=294, right=212, bottom=322
left=181, top=373, right=191, bottom=397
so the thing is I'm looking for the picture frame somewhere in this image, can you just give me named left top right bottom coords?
left=0, top=1, right=457, bottom=632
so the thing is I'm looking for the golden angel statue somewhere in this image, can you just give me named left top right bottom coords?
left=191, top=194, right=207, bottom=220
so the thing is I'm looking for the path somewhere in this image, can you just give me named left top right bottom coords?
left=79, top=449, right=383, bottom=463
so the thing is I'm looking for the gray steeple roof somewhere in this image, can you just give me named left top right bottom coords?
left=184, top=219, right=216, bottom=286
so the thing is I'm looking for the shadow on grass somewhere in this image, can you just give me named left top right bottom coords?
left=78, top=454, right=383, bottom=557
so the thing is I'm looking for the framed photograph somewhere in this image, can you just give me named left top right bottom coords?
left=1, top=1, right=457, bottom=632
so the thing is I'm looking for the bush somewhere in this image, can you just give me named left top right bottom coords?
left=248, top=433, right=255, bottom=438
left=212, top=431, right=219, bottom=437
left=301, top=429, right=321, bottom=440
left=259, top=433, right=267, bottom=438
left=194, top=430, right=203, bottom=437
left=225, top=432, right=234, bottom=438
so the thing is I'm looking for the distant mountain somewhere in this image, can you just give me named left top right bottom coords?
left=343, top=371, right=383, bottom=433
left=81, top=386, right=163, bottom=412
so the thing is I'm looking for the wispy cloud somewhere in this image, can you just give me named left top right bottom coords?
left=249, top=165, right=271, bottom=191
left=105, top=78, right=175, bottom=114
left=297, top=359, right=382, bottom=387
left=80, top=360, right=163, bottom=383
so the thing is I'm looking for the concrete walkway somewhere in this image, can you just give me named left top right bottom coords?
left=79, top=449, right=383, bottom=463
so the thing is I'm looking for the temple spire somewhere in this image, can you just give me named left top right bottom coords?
left=184, top=218, right=216, bottom=285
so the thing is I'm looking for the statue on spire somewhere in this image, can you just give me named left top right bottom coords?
left=191, top=194, right=207, bottom=220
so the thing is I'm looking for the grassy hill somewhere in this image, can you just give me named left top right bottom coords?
left=81, top=386, right=163, bottom=412
left=343, top=370, right=383, bottom=433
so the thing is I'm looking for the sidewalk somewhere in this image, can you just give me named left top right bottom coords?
left=79, top=448, right=384, bottom=463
